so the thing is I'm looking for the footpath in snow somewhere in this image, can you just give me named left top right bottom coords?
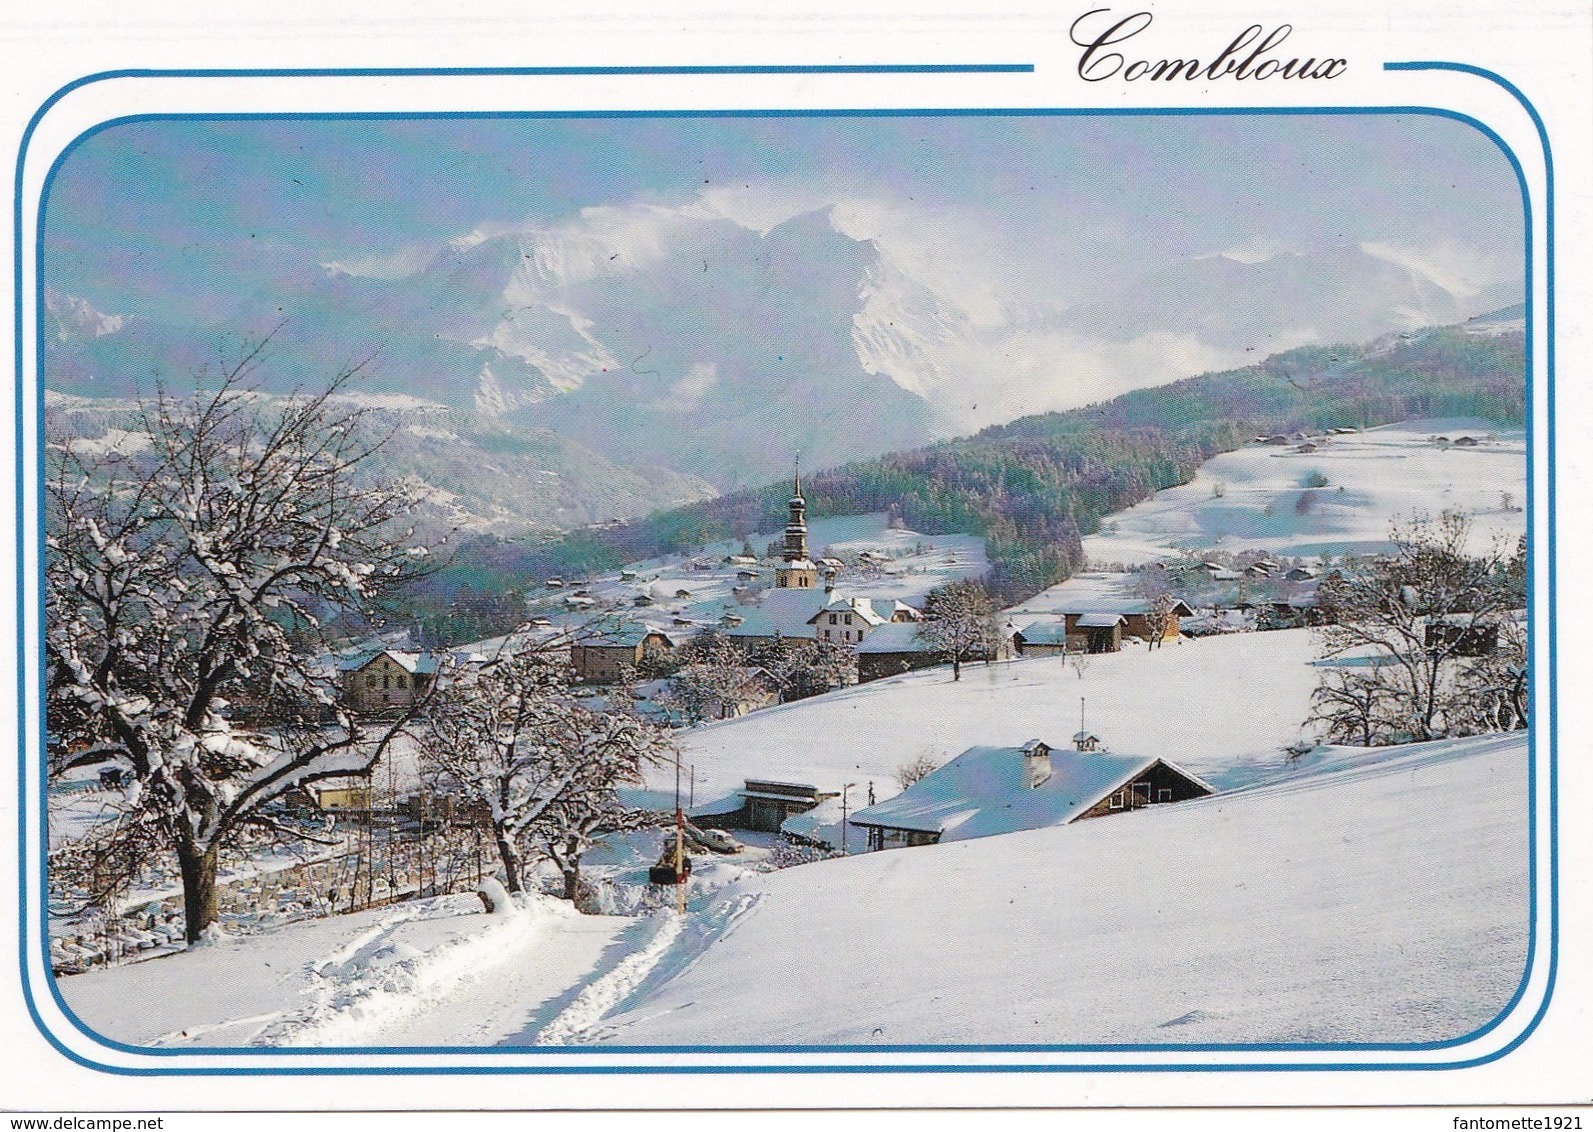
left=54, top=891, right=638, bottom=1049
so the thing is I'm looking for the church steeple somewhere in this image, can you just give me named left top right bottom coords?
left=776, top=452, right=818, bottom=589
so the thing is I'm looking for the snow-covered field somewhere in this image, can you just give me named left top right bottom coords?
left=597, top=732, right=1528, bottom=1047
left=52, top=731, right=1528, bottom=1049
left=1082, top=418, right=1525, bottom=565
left=662, top=628, right=1322, bottom=811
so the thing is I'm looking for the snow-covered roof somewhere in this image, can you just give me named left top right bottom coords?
left=337, top=648, right=440, bottom=676
left=1075, top=612, right=1128, bottom=628
left=848, top=743, right=1204, bottom=841
left=853, top=622, right=934, bottom=654
left=808, top=596, right=888, bottom=627
left=1007, top=574, right=1192, bottom=619
left=719, top=588, right=832, bottom=640
left=1014, top=621, right=1071, bottom=645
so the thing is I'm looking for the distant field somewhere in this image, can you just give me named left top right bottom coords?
left=1082, top=418, right=1525, bottom=565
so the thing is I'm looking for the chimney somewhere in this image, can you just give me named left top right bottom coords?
left=1021, top=739, right=1052, bottom=789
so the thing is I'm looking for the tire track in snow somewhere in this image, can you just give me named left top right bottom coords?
left=534, top=891, right=763, bottom=1045
left=532, top=912, right=686, bottom=1045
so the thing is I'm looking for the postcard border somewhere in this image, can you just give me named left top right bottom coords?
left=13, top=62, right=1557, bottom=1076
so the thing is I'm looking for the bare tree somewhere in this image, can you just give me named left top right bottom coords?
left=45, top=352, right=427, bottom=941
left=1133, top=570, right=1181, bottom=650
left=921, top=580, right=1004, bottom=681
left=662, top=628, right=759, bottom=723
left=417, top=640, right=568, bottom=894
left=420, top=636, right=673, bottom=902
left=1313, top=511, right=1521, bottom=743
left=523, top=705, right=674, bottom=903
left=895, top=752, right=941, bottom=790
left=753, top=637, right=855, bottom=702
left=1306, top=667, right=1405, bottom=746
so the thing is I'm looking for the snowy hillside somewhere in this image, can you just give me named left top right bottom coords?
left=598, top=731, right=1529, bottom=1047
left=659, top=628, right=1322, bottom=812
left=1082, top=418, right=1525, bottom=565
left=51, top=731, right=1528, bottom=1050
left=43, top=389, right=718, bottom=537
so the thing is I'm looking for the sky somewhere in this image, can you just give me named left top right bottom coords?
left=44, top=112, right=1523, bottom=325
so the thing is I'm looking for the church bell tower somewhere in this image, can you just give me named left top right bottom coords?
left=775, top=454, right=819, bottom=590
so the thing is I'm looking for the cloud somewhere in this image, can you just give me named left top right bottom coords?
left=1358, top=239, right=1502, bottom=300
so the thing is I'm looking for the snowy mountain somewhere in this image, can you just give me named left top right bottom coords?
left=42, top=389, right=718, bottom=537
left=43, top=199, right=1519, bottom=494
left=1054, top=245, right=1515, bottom=358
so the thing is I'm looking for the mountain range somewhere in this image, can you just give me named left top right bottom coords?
left=44, top=204, right=1519, bottom=513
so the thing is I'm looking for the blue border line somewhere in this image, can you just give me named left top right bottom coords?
left=14, top=66, right=1554, bottom=1076
left=1385, top=58, right=1559, bottom=1071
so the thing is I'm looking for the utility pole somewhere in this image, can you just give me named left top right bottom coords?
left=840, top=782, right=857, bottom=856
left=674, top=750, right=686, bottom=915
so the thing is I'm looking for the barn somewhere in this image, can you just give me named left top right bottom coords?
left=691, top=779, right=833, bottom=833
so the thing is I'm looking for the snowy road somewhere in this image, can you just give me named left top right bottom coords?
left=55, top=893, right=646, bottom=1049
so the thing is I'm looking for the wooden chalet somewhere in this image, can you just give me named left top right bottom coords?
left=848, top=739, right=1214, bottom=850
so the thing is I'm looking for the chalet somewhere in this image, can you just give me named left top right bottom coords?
left=1284, top=566, right=1318, bottom=582
left=855, top=622, right=945, bottom=683
left=809, top=596, right=888, bottom=647
left=848, top=740, right=1214, bottom=850
left=1453, top=435, right=1480, bottom=447
left=692, top=779, right=833, bottom=833
left=569, top=623, right=676, bottom=684
left=339, top=649, right=440, bottom=716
